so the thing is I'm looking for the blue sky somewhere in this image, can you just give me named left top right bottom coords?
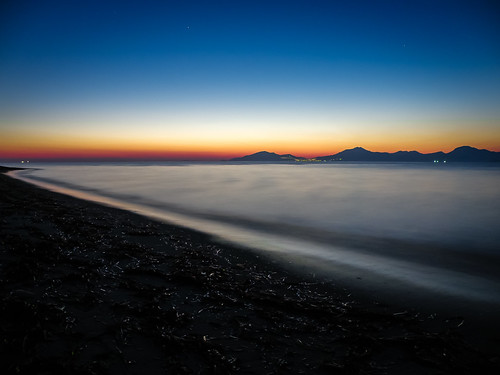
left=1, top=0, right=499, bottom=160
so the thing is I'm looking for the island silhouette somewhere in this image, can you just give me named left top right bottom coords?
left=231, top=146, right=500, bottom=162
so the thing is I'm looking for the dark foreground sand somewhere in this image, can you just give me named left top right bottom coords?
left=1, top=167, right=498, bottom=374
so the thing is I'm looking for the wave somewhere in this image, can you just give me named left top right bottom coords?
left=12, top=168, right=500, bottom=304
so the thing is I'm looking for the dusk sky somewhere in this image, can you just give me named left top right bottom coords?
left=1, top=0, right=499, bottom=160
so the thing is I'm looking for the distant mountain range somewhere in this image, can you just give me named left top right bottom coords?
left=231, top=151, right=304, bottom=162
left=231, top=146, right=500, bottom=162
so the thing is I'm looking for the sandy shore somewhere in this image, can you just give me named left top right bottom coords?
left=1, top=166, right=498, bottom=374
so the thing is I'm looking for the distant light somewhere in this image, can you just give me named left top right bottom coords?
left=21, top=160, right=24, bottom=163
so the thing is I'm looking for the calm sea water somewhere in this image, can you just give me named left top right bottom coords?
left=11, top=162, right=500, bottom=304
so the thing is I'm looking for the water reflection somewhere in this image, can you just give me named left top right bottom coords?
left=13, top=162, right=500, bottom=302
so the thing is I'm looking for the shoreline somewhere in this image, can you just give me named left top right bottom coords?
left=1, top=167, right=498, bottom=373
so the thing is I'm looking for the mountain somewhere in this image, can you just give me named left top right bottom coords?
left=316, top=146, right=500, bottom=162
left=446, top=146, right=500, bottom=162
left=232, top=146, right=500, bottom=162
left=317, top=147, right=391, bottom=161
left=230, top=151, right=306, bottom=162
left=317, top=147, right=446, bottom=162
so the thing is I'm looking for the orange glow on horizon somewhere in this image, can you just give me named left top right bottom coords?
left=0, top=148, right=242, bottom=161
left=2, top=142, right=500, bottom=162
left=1, top=125, right=499, bottom=161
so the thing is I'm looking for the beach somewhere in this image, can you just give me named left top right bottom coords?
left=1, top=167, right=498, bottom=374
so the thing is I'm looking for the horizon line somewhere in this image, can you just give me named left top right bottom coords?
left=1, top=145, right=499, bottom=163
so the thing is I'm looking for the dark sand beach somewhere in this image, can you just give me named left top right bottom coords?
left=1, top=166, right=499, bottom=374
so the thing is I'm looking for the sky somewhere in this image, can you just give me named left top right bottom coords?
left=1, top=0, right=499, bottom=161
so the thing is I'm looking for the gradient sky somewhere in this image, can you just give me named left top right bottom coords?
left=1, top=0, right=499, bottom=160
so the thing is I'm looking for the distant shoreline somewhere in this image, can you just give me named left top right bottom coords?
left=231, top=146, right=500, bottom=162
left=2, top=145, right=500, bottom=164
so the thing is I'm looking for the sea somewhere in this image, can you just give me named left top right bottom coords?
left=9, top=161, right=500, bottom=309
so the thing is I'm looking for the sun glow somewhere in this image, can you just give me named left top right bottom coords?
left=2, top=123, right=499, bottom=161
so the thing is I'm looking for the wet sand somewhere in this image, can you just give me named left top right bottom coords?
left=1, top=167, right=498, bottom=374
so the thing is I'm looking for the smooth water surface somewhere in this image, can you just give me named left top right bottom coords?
left=12, top=162, right=500, bottom=304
